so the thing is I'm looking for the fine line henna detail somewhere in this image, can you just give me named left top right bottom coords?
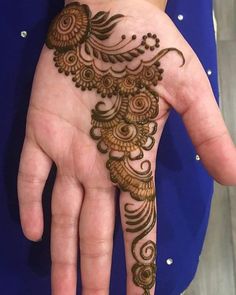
left=45, top=2, right=185, bottom=294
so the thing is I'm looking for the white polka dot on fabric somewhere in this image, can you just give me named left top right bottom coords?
left=166, top=258, right=174, bottom=265
left=178, top=14, right=184, bottom=21
left=196, top=154, right=201, bottom=161
left=207, top=69, right=212, bottom=76
left=20, top=31, right=27, bottom=38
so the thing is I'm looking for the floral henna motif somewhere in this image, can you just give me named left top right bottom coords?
left=46, top=2, right=185, bottom=294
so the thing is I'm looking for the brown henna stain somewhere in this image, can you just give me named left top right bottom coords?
left=46, top=2, right=185, bottom=294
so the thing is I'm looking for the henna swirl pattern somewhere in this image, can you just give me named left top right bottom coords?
left=46, top=3, right=91, bottom=50
left=118, top=75, right=140, bottom=96
left=126, top=90, right=159, bottom=124
left=46, top=2, right=185, bottom=294
left=96, top=74, right=118, bottom=98
left=54, top=49, right=81, bottom=75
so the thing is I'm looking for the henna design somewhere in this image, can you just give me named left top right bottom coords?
left=46, top=2, right=185, bottom=294
left=125, top=200, right=157, bottom=292
left=107, top=159, right=155, bottom=201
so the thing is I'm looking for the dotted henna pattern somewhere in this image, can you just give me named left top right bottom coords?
left=46, top=2, right=185, bottom=294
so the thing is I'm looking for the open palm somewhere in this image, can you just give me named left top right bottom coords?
left=17, top=1, right=236, bottom=294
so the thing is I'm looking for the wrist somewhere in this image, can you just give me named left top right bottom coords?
left=64, top=0, right=167, bottom=11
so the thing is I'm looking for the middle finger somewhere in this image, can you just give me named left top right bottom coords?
left=79, top=186, right=116, bottom=295
left=51, top=174, right=83, bottom=295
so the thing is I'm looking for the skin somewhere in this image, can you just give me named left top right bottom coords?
left=17, top=0, right=236, bottom=295
left=146, top=0, right=167, bottom=10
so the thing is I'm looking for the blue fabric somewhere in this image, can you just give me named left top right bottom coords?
left=0, top=0, right=219, bottom=294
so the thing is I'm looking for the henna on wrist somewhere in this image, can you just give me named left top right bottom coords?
left=46, top=2, right=184, bottom=294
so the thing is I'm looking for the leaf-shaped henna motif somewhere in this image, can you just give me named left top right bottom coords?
left=46, top=2, right=185, bottom=294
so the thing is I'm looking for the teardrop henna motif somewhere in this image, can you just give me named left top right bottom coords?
left=46, top=3, right=185, bottom=294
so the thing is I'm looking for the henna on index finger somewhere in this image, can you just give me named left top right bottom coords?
left=46, top=2, right=185, bottom=294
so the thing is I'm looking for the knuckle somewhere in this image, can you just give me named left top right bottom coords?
left=86, top=186, right=115, bottom=193
left=80, top=237, right=112, bottom=258
left=85, top=186, right=115, bottom=200
left=52, top=213, right=78, bottom=230
left=80, top=250, right=111, bottom=259
left=51, top=260, right=76, bottom=267
left=82, top=286, right=108, bottom=295
left=124, top=233, right=156, bottom=245
left=18, top=198, right=41, bottom=207
left=18, top=170, right=46, bottom=185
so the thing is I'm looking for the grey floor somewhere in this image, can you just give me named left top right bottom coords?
left=185, top=0, right=236, bottom=294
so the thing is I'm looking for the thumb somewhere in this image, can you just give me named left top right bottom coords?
left=165, top=53, right=236, bottom=185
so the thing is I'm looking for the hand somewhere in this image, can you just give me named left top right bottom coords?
left=17, top=1, right=236, bottom=295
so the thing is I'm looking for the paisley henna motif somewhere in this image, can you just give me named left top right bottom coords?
left=46, top=2, right=185, bottom=294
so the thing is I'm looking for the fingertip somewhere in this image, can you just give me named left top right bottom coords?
left=18, top=138, right=52, bottom=241
left=23, top=232, right=43, bottom=243
left=20, top=204, right=44, bottom=241
left=22, top=225, right=43, bottom=242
